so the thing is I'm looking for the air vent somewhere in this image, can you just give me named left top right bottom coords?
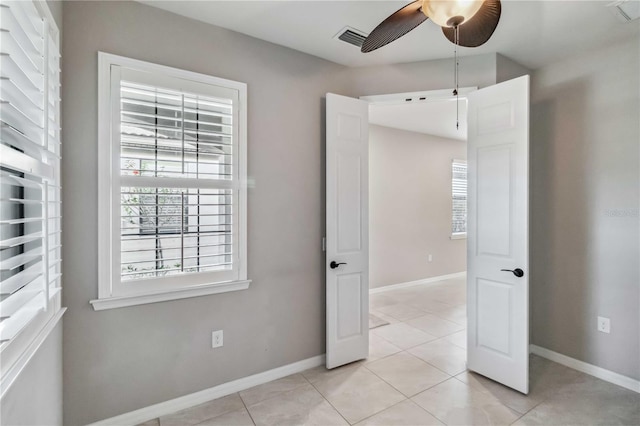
left=334, top=27, right=368, bottom=48
left=607, top=0, right=640, bottom=22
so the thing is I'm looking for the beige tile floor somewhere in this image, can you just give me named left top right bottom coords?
left=140, top=277, right=639, bottom=426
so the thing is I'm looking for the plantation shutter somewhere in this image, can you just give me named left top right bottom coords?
left=110, top=67, right=240, bottom=295
left=452, top=159, right=467, bottom=236
left=0, top=0, right=61, bottom=343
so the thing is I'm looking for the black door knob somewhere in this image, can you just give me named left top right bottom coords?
left=501, top=268, right=524, bottom=278
left=330, top=261, right=347, bottom=269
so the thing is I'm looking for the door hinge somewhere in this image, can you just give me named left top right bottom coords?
left=322, top=237, right=326, bottom=252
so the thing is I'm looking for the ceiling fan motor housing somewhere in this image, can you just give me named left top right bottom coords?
left=447, top=15, right=466, bottom=27
left=423, top=0, right=484, bottom=27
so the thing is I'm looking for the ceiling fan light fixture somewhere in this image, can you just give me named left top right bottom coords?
left=422, top=0, right=484, bottom=27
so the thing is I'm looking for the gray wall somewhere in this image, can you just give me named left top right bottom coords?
left=46, top=0, right=62, bottom=32
left=496, top=53, right=530, bottom=83
left=530, top=37, right=640, bottom=380
left=60, top=2, right=501, bottom=424
left=0, top=323, right=63, bottom=426
left=369, top=125, right=466, bottom=289
left=60, top=0, right=640, bottom=423
left=343, top=53, right=498, bottom=98
left=61, top=1, right=349, bottom=424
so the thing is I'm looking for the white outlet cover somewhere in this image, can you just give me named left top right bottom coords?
left=212, top=330, right=224, bottom=348
left=597, top=316, right=611, bottom=334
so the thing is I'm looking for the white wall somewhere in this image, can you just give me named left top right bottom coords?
left=530, top=36, right=640, bottom=380
left=369, top=125, right=466, bottom=289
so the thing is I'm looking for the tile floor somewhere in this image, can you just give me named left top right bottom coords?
left=140, top=277, right=639, bottom=426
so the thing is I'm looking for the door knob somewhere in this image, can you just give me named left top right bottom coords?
left=330, top=261, right=347, bottom=269
left=501, top=268, right=524, bottom=278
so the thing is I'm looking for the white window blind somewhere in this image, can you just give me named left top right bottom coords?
left=119, top=78, right=234, bottom=282
left=452, top=159, right=467, bottom=237
left=96, top=55, right=248, bottom=307
left=0, top=0, right=61, bottom=344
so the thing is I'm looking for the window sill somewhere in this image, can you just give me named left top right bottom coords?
left=89, top=280, right=252, bottom=311
left=451, top=233, right=467, bottom=240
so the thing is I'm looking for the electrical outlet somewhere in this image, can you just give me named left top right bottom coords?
left=212, top=330, right=224, bottom=348
left=597, top=317, right=610, bottom=334
left=428, top=254, right=433, bottom=262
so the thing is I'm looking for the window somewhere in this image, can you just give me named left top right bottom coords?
left=451, top=159, right=467, bottom=239
left=1, top=0, right=64, bottom=380
left=94, top=54, right=249, bottom=310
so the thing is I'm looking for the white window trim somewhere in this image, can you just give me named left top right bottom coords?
left=0, top=0, right=65, bottom=397
left=92, top=53, right=249, bottom=311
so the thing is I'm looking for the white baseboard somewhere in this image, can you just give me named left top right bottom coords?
left=369, top=272, right=466, bottom=294
left=530, top=345, right=640, bottom=394
left=89, top=354, right=326, bottom=426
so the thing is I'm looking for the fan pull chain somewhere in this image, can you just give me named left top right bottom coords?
left=453, top=24, right=460, bottom=130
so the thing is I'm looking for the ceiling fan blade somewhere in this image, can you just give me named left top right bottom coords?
left=361, top=0, right=428, bottom=53
left=442, top=0, right=501, bottom=47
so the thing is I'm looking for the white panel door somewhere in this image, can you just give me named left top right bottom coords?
left=467, top=76, right=530, bottom=394
left=326, top=93, right=369, bottom=369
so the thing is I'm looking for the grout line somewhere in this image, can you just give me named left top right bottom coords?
left=450, top=371, right=548, bottom=420
left=409, top=377, right=460, bottom=425
left=304, top=373, right=354, bottom=425
left=237, top=374, right=312, bottom=408
left=351, top=398, right=410, bottom=425
left=188, top=393, right=247, bottom=426
left=510, top=415, right=525, bottom=425
left=238, top=392, right=257, bottom=426
left=371, top=321, right=466, bottom=352
left=362, top=350, right=452, bottom=398
left=407, top=349, right=467, bottom=378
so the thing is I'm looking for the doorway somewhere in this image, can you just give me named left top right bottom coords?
left=326, top=76, right=531, bottom=393
left=365, top=91, right=470, bottom=376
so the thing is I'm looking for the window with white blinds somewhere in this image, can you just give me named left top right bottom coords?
left=96, top=54, right=248, bottom=308
left=0, top=1, right=62, bottom=348
left=451, top=159, right=467, bottom=237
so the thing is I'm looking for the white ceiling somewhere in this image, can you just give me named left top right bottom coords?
left=139, top=0, right=639, bottom=69
left=369, top=99, right=467, bottom=140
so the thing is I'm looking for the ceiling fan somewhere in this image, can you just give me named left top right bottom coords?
left=361, top=0, right=502, bottom=53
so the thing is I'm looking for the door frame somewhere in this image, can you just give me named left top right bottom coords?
left=360, top=87, right=477, bottom=105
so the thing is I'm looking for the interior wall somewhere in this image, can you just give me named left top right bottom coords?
left=496, top=53, right=530, bottom=83
left=369, top=125, right=466, bottom=289
left=0, top=323, right=64, bottom=426
left=530, top=36, right=640, bottom=380
left=342, top=53, right=498, bottom=98
left=46, top=0, right=62, bottom=31
left=61, top=1, right=350, bottom=424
